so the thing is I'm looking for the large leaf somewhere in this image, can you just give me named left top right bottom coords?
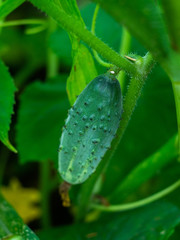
left=16, top=78, right=69, bottom=163
left=58, top=0, right=83, bottom=21
left=55, top=0, right=84, bottom=49
left=172, top=81, right=180, bottom=153
left=0, top=194, right=39, bottom=239
left=0, top=0, right=25, bottom=19
left=160, top=0, right=180, bottom=53
left=62, top=2, right=98, bottom=106
left=94, top=0, right=171, bottom=64
left=66, top=43, right=97, bottom=105
left=0, top=60, right=17, bottom=153
left=38, top=201, right=180, bottom=240
left=109, top=134, right=178, bottom=202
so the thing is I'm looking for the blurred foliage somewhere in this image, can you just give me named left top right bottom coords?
left=0, top=60, right=17, bottom=152
left=16, top=77, right=69, bottom=164
left=0, top=0, right=180, bottom=239
left=38, top=201, right=180, bottom=240
left=1, top=178, right=41, bottom=223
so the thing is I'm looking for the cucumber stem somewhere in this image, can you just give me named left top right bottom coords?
left=91, top=179, right=180, bottom=212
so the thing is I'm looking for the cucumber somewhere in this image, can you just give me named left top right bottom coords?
left=58, top=73, right=123, bottom=184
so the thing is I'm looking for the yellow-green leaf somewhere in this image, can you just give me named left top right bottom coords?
left=66, top=44, right=97, bottom=105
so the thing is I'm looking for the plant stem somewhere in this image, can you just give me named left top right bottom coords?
left=29, top=0, right=137, bottom=76
left=0, top=19, right=46, bottom=27
left=40, top=17, right=59, bottom=229
left=113, top=53, right=153, bottom=144
left=91, top=179, right=180, bottom=212
left=118, top=28, right=131, bottom=92
left=76, top=52, right=154, bottom=220
left=109, top=134, right=178, bottom=203
left=40, top=160, right=51, bottom=229
left=0, top=146, right=10, bottom=186
left=46, top=18, right=59, bottom=79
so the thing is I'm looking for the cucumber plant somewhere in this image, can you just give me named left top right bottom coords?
left=0, top=0, right=180, bottom=239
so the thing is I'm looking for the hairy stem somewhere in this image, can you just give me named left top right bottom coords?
left=76, top=52, right=154, bottom=220
left=29, top=0, right=137, bottom=76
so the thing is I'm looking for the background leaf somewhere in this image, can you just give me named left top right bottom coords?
left=94, top=0, right=171, bottom=64
left=0, top=194, right=39, bottom=239
left=0, top=60, right=17, bottom=153
left=48, top=28, right=72, bottom=67
left=16, top=77, right=69, bottom=163
left=160, top=0, right=180, bottom=53
left=109, top=134, right=178, bottom=203
left=38, top=201, right=180, bottom=240
left=0, top=0, right=25, bottom=19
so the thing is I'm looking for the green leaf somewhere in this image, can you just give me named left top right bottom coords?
left=66, top=44, right=97, bottom=105
left=16, top=78, right=69, bottom=163
left=160, top=0, right=180, bottom=53
left=0, top=0, right=25, bottom=19
left=0, top=60, right=17, bottom=153
left=57, top=0, right=84, bottom=49
left=172, top=82, right=180, bottom=153
left=58, top=0, right=83, bottom=21
left=94, top=0, right=170, bottom=63
left=59, top=2, right=98, bottom=106
left=0, top=194, right=39, bottom=240
left=38, top=201, right=180, bottom=240
left=109, top=134, right=178, bottom=203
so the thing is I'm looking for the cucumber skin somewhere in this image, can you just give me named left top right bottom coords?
left=58, top=74, right=123, bottom=184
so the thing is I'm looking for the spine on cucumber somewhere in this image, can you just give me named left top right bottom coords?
left=58, top=73, right=123, bottom=184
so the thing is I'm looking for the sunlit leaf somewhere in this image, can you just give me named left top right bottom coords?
left=0, top=194, right=39, bottom=239
left=0, top=60, right=17, bottom=153
left=66, top=44, right=97, bottom=105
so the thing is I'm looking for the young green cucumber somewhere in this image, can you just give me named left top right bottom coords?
left=58, top=73, right=123, bottom=184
